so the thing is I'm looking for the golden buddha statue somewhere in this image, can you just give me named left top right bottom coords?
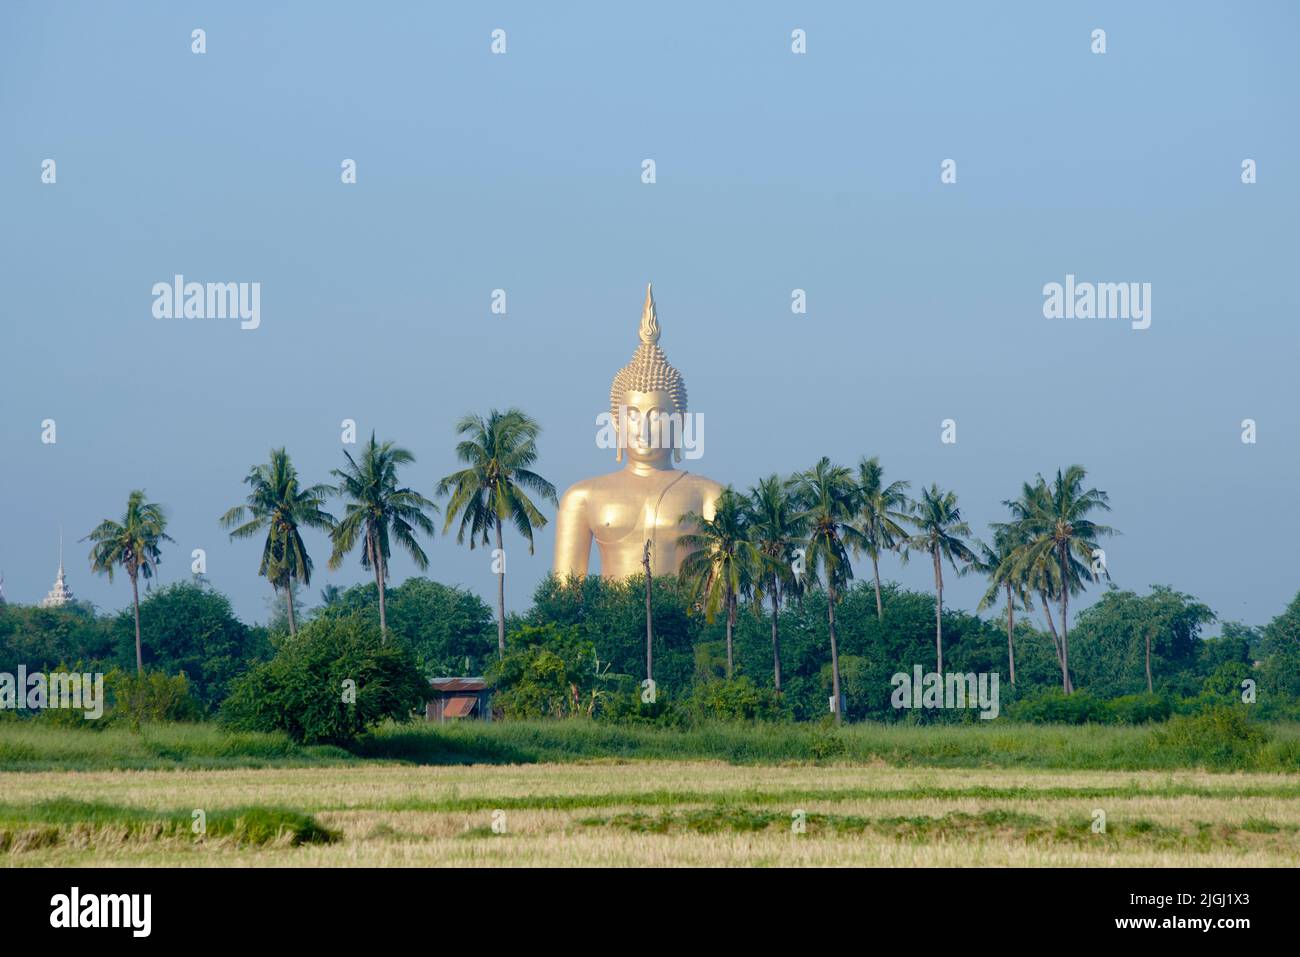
left=553, top=285, right=723, bottom=579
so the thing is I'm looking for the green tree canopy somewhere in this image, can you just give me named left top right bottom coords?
left=110, top=581, right=269, bottom=710
left=220, top=614, right=427, bottom=743
left=1069, top=586, right=1214, bottom=697
left=313, top=577, right=496, bottom=678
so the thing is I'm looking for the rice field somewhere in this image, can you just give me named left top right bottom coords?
left=3, top=762, right=1298, bottom=867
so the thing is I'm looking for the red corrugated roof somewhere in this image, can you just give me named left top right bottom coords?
left=442, top=696, right=479, bottom=718
left=431, top=676, right=488, bottom=691
left=431, top=677, right=487, bottom=692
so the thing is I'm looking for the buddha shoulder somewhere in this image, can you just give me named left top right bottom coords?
left=669, top=472, right=723, bottom=509
left=676, top=471, right=722, bottom=495
left=556, top=477, right=598, bottom=509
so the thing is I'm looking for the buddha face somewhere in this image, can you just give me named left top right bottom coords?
left=619, top=389, right=679, bottom=467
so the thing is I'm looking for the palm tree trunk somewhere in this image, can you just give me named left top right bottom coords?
left=1059, top=551, right=1072, bottom=693
left=872, top=555, right=884, bottom=619
left=1005, top=583, right=1016, bottom=685
left=495, top=523, right=506, bottom=658
left=933, top=550, right=944, bottom=674
left=828, top=585, right=842, bottom=725
left=642, top=540, right=653, bottom=683
left=285, top=583, right=297, bottom=636
left=725, top=590, right=735, bottom=679
left=131, top=572, right=143, bottom=675
left=370, top=529, right=388, bottom=640
left=1040, top=589, right=1064, bottom=673
left=770, top=577, right=782, bottom=694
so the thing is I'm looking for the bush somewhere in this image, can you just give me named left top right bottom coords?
left=488, top=623, right=628, bottom=719
left=1201, top=661, right=1254, bottom=699
left=808, top=718, right=848, bottom=760
left=25, top=665, right=209, bottom=730
left=1005, top=688, right=1109, bottom=724
left=1148, top=706, right=1271, bottom=768
left=104, top=669, right=205, bottom=727
left=689, top=677, right=782, bottom=722
left=1105, top=693, right=1172, bottom=725
left=219, top=615, right=427, bottom=744
left=21, top=662, right=112, bottom=728
left=599, top=686, right=688, bottom=727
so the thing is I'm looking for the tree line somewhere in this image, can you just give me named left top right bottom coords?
left=676, top=459, right=1113, bottom=722
left=8, top=571, right=1298, bottom=732
left=85, top=409, right=554, bottom=677
left=67, top=406, right=1296, bottom=728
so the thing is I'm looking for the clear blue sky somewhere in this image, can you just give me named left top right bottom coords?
left=2, top=1, right=1297, bottom=631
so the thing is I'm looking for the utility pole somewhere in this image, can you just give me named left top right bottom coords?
left=643, top=539, right=653, bottom=684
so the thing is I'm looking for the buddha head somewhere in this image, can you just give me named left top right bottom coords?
left=610, top=284, right=688, bottom=466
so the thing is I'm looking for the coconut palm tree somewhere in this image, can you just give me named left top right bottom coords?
left=998, top=479, right=1068, bottom=683
left=220, top=448, right=334, bottom=636
left=745, top=474, right=807, bottom=694
left=85, top=490, right=173, bottom=674
left=907, top=484, right=976, bottom=674
left=1004, top=466, right=1115, bottom=693
left=329, top=434, right=438, bottom=640
left=437, top=409, right=556, bottom=659
left=973, top=525, right=1033, bottom=686
left=851, top=456, right=912, bottom=619
left=790, top=458, right=861, bottom=724
left=678, top=487, right=756, bottom=679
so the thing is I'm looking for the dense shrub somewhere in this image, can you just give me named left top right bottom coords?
left=219, top=616, right=427, bottom=744
left=689, top=677, right=782, bottom=722
left=1105, top=693, right=1172, bottom=725
left=488, top=623, right=629, bottom=719
left=26, top=666, right=201, bottom=729
left=1006, top=688, right=1109, bottom=724
left=600, top=687, right=688, bottom=727
left=808, top=718, right=848, bottom=760
left=1148, top=706, right=1270, bottom=767
left=1200, top=660, right=1253, bottom=699
left=104, top=669, right=204, bottom=727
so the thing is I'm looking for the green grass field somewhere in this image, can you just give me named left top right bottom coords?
left=4, top=717, right=1300, bottom=771
left=2, top=720, right=1298, bottom=866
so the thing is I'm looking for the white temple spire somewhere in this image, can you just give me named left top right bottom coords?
left=39, top=526, right=74, bottom=608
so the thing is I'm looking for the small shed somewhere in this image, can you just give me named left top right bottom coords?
left=426, top=677, right=492, bottom=722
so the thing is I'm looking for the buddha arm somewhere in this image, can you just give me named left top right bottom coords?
left=700, top=481, right=720, bottom=521
left=552, top=485, right=592, bottom=578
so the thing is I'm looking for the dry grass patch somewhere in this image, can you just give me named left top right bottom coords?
left=1, top=762, right=1296, bottom=867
